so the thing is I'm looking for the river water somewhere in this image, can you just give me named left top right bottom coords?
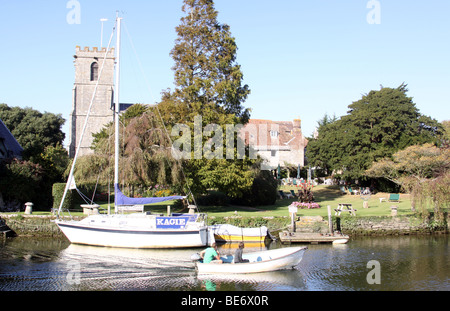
left=0, top=235, right=448, bottom=291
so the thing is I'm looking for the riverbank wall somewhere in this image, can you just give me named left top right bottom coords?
left=0, top=215, right=82, bottom=238
left=335, top=213, right=449, bottom=235
left=1, top=212, right=448, bottom=239
left=293, top=213, right=449, bottom=236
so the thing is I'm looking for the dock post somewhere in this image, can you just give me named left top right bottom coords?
left=291, top=212, right=296, bottom=232
left=327, top=205, right=333, bottom=234
left=289, top=205, right=298, bottom=233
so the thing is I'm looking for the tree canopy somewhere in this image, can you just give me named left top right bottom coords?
left=306, top=84, right=443, bottom=180
left=160, top=0, right=251, bottom=125
left=366, top=143, right=449, bottom=216
left=0, top=104, right=68, bottom=210
left=366, top=143, right=449, bottom=187
left=157, top=0, right=257, bottom=199
left=0, top=103, right=65, bottom=162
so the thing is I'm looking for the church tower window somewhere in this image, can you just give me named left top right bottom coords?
left=90, top=62, right=99, bottom=81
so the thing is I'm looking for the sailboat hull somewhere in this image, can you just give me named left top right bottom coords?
left=55, top=215, right=209, bottom=249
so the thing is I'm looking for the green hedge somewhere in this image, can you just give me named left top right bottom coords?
left=52, top=183, right=74, bottom=211
left=208, top=216, right=289, bottom=232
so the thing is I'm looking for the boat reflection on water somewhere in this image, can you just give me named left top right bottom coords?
left=59, top=244, right=199, bottom=291
left=58, top=241, right=306, bottom=291
left=198, top=269, right=306, bottom=291
left=62, top=243, right=198, bottom=267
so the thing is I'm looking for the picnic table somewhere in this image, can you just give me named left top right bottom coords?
left=334, top=203, right=357, bottom=216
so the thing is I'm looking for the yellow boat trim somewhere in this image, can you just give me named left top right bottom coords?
left=218, top=242, right=265, bottom=249
left=214, top=234, right=266, bottom=243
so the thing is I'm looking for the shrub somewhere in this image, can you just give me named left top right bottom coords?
left=297, top=183, right=315, bottom=203
left=197, top=191, right=230, bottom=206
left=52, top=183, right=74, bottom=212
left=0, top=159, right=49, bottom=210
left=231, top=170, right=278, bottom=207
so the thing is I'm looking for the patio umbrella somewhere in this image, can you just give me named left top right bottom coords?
left=277, top=164, right=281, bottom=179
left=297, top=164, right=300, bottom=179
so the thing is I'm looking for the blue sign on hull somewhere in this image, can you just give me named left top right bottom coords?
left=156, top=217, right=189, bottom=229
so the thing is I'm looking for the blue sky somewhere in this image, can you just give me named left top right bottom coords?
left=0, top=0, right=449, bottom=148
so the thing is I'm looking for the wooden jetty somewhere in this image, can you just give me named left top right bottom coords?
left=279, top=205, right=350, bottom=244
left=279, top=231, right=350, bottom=244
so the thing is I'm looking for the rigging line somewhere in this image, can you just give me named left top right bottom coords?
left=122, top=21, right=199, bottom=209
left=57, top=20, right=118, bottom=218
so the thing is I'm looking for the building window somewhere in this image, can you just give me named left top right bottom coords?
left=271, top=150, right=277, bottom=157
left=90, top=62, right=99, bottom=81
left=270, top=130, right=279, bottom=138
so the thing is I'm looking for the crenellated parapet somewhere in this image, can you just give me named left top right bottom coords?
left=75, top=46, right=115, bottom=53
left=74, top=46, right=115, bottom=60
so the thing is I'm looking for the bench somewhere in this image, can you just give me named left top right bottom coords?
left=116, top=204, right=145, bottom=213
left=334, top=203, right=357, bottom=216
left=388, top=194, right=400, bottom=202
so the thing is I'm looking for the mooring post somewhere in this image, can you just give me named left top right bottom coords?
left=24, top=202, right=33, bottom=215
left=289, top=205, right=298, bottom=233
left=291, top=212, right=296, bottom=232
left=327, top=205, right=333, bottom=234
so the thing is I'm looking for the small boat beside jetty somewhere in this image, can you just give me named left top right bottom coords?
left=209, top=224, right=268, bottom=243
left=193, top=246, right=307, bottom=274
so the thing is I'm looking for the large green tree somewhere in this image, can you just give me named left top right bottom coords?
left=0, top=104, right=68, bottom=210
left=0, top=104, right=65, bottom=162
left=158, top=0, right=257, bottom=199
left=161, top=0, right=251, bottom=125
left=366, top=143, right=449, bottom=216
left=306, top=84, right=443, bottom=180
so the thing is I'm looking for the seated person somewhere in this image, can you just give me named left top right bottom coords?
left=199, top=243, right=223, bottom=264
left=234, top=242, right=249, bottom=263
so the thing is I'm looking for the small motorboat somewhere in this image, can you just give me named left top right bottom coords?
left=332, top=238, right=349, bottom=245
left=193, top=246, right=307, bottom=274
left=208, top=224, right=268, bottom=243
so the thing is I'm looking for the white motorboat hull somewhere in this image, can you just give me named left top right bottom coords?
left=55, top=214, right=209, bottom=249
left=209, top=224, right=268, bottom=243
left=195, top=246, right=307, bottom=274
left=332, top=238, right=349, bottom=245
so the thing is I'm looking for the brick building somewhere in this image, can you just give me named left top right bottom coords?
left=239, top=118, right=308, bottom=170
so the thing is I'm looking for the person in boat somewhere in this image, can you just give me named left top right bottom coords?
left=234, top=242, right=249, bottom=263
left=200, top=243, right=223, bottom=264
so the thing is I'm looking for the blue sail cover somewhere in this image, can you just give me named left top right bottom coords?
left=114, top=184, right=186, bottom=206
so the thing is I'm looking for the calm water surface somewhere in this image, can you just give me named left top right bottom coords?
left=0, top=235, right=448, bottom=291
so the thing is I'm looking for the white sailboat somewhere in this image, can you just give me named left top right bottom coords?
left=55, top=16, right=210, bottom=249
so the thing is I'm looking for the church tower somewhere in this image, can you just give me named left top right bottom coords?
left=69, top=46, right=115, bottom=158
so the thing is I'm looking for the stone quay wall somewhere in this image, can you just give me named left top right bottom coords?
left=295, top=213, right=449, bottom=236
left=1, top=213, right=448, bottom=239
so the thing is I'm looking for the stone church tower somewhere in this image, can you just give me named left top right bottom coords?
left=69, top=46, right=115, bottom=158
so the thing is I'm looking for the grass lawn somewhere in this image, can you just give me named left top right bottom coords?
left=198, top=185, right=414, bottom=218
left=2, top=185, right=414, bottom=219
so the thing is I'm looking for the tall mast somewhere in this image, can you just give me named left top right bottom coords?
left=114, top=16, right=122, bottom=208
